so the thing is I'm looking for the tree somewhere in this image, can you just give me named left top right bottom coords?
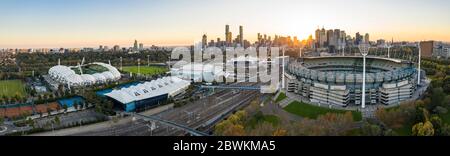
left=46, top=108, right=52, bottom=115
left=361, top=122, right=383, bottom=136
left=214, top=110, right=248, bottom=136
left=54, top=116, right=60, bottom=125
left=73, top=102, right=79, bottom=110
left=412, top=121, right=434, bottom=136
left=376, top=102, right=416, bottom=129
left=272, top=129, right=287, bottom=136
left=430, top=115, right=443, bottom=136
left=429, top=88, right=446, bottom=110
left=62, top=104, right=68, bottom=113
left=0, top=117, right=4, bottom=125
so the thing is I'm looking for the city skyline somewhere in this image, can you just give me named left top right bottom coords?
left=1, top=0, right=450, bottom=48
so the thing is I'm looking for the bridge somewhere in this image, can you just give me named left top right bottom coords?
left=199, top=85, right=261, bottom=91
left=128, top=113, right=210, bottom=136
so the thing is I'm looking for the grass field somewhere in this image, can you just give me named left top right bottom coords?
left=0, top=80, right=26, bottom=98
left=121, top=66, right=168, bottom=76
left=284, top=101, right=362, bottom=121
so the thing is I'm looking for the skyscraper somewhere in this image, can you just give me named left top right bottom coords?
left=134, top=40, right=138, bottom=51
left=364, top=33, right=370, bottom=43
left=327, top=29, right=334, bottom=46
left=225, top=25, right=231, bottom=45
left=315, top=27, right=327, bottom=48
left=355, top=32, right=362, bottom=45
left=202, top=34, right=208, bottom=49
left=239, top=25, right=244, bottom=45
left=139, top=43, right=144, bottom=50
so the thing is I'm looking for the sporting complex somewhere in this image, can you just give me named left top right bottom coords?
left=102, top=76, right=190, bottom=112
left=286, top=56, right=421, bottom=106
left=48, top=62, right=121, bottom=87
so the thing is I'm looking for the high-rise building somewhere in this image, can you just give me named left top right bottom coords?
left=239, top=25, right=244, bottom=45
left=355, top=32, right=362, bottom=45
left=202, top=34, right=208, bottom=49
left=139, top=43, right=144, bottom=50
left=327, top=29, right=334, bottom=47
left=364, top=33, right=370, bottom=43
left=134, top=40, right=138, bottom=51
left=315, top=27, right=327, bottom=48
left=113, top=45, right=120, bottom=52
left=225, top=25, right=232, bottom=45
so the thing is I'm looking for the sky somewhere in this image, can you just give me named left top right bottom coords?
left=0, top=0, right=449, bottom=48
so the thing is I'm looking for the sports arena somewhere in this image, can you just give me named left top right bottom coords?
left=286, top=56, right=419, bottom=106
left=48, top=62, right=121, bottom=87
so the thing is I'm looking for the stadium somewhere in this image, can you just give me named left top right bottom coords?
left=48, top=62, right=121, bottom=87
left=103, top=76, right=190, bottom=112
left=285, top=56, right=420, bottom=106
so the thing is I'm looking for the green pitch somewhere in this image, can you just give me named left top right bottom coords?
left=121, top=66, right=168, bottom=76
left=0, top=80, right=26, bottom=98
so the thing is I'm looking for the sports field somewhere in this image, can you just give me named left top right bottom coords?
left=0, top=80, right=26, bottom=98
left=121, top=66, right=168, bottom=76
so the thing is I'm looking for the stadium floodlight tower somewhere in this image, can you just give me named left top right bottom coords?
left=418, top=41, right=421, bottom=85
left=385, top=43, right=392, bottom=58
left=341, top=39, right=346, bottom=56
left=359, top=43, right=370, bottom=109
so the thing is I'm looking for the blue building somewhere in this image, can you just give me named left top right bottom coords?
left=103, top=77, right=190, bottom=112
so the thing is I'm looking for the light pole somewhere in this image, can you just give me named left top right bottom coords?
left=138, top=58, right=141, bottom=76
left=147, top=55, right=150, bottom=66
left=385, top=43, right=392, bottom=58
left=282, top=47, right=286, bottom=89
left=341, top=40, right=346, bottom=57
left=299, top=47, right=302, bottom=58
left=418, top=41, right=421, bottom=85
left=359, top=43, right=370, bottom=109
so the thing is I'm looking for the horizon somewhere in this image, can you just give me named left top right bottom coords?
left=1, top=0, right=450, bottom=49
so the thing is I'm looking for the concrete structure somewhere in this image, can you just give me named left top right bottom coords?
left=104, top=76, right=190, bottom=112
left=286, top=56, right=418, bottom=107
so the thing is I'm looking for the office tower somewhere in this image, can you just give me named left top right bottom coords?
left=134, top=40, right=138, bottom=51
left=355, top=32, right=362, bottom=45
left=315, top=28, right=321, bottom=47
left=139, top=43, right=144, bottom=50
left=364, top=33, right=370, bottom=43
left=225, top=25, right=232, bottom=45
left=317, top=27, right=327, bottom=48
left=340, top=31, right=346, bottom=45
left=257, top=33, right=262, bottom=42
left=99, top=45, right=103, bottom=51
left=239, top=25, right=244, bottom=45
left=327, top=29, right=334, bottom=46
left=202, top=34, right=208, bottom=49
left=113, top=45, right=120, bottom=52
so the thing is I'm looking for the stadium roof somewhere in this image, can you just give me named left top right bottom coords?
left=104, top=76, right=190, bottom=104
left=48, top=62, right=121, bottom=87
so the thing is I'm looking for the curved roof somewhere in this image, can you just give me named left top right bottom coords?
left=104, top=76, right=190, bottom=104
left=48, top=62, right=121, bottom=87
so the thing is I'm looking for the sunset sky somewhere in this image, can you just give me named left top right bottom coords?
left=0, top=0, right=449, bottom=48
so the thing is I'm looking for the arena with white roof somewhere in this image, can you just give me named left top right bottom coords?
left=103, top=76, right=190, bottom=112
left=48, top=62, right=121, bottom=87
